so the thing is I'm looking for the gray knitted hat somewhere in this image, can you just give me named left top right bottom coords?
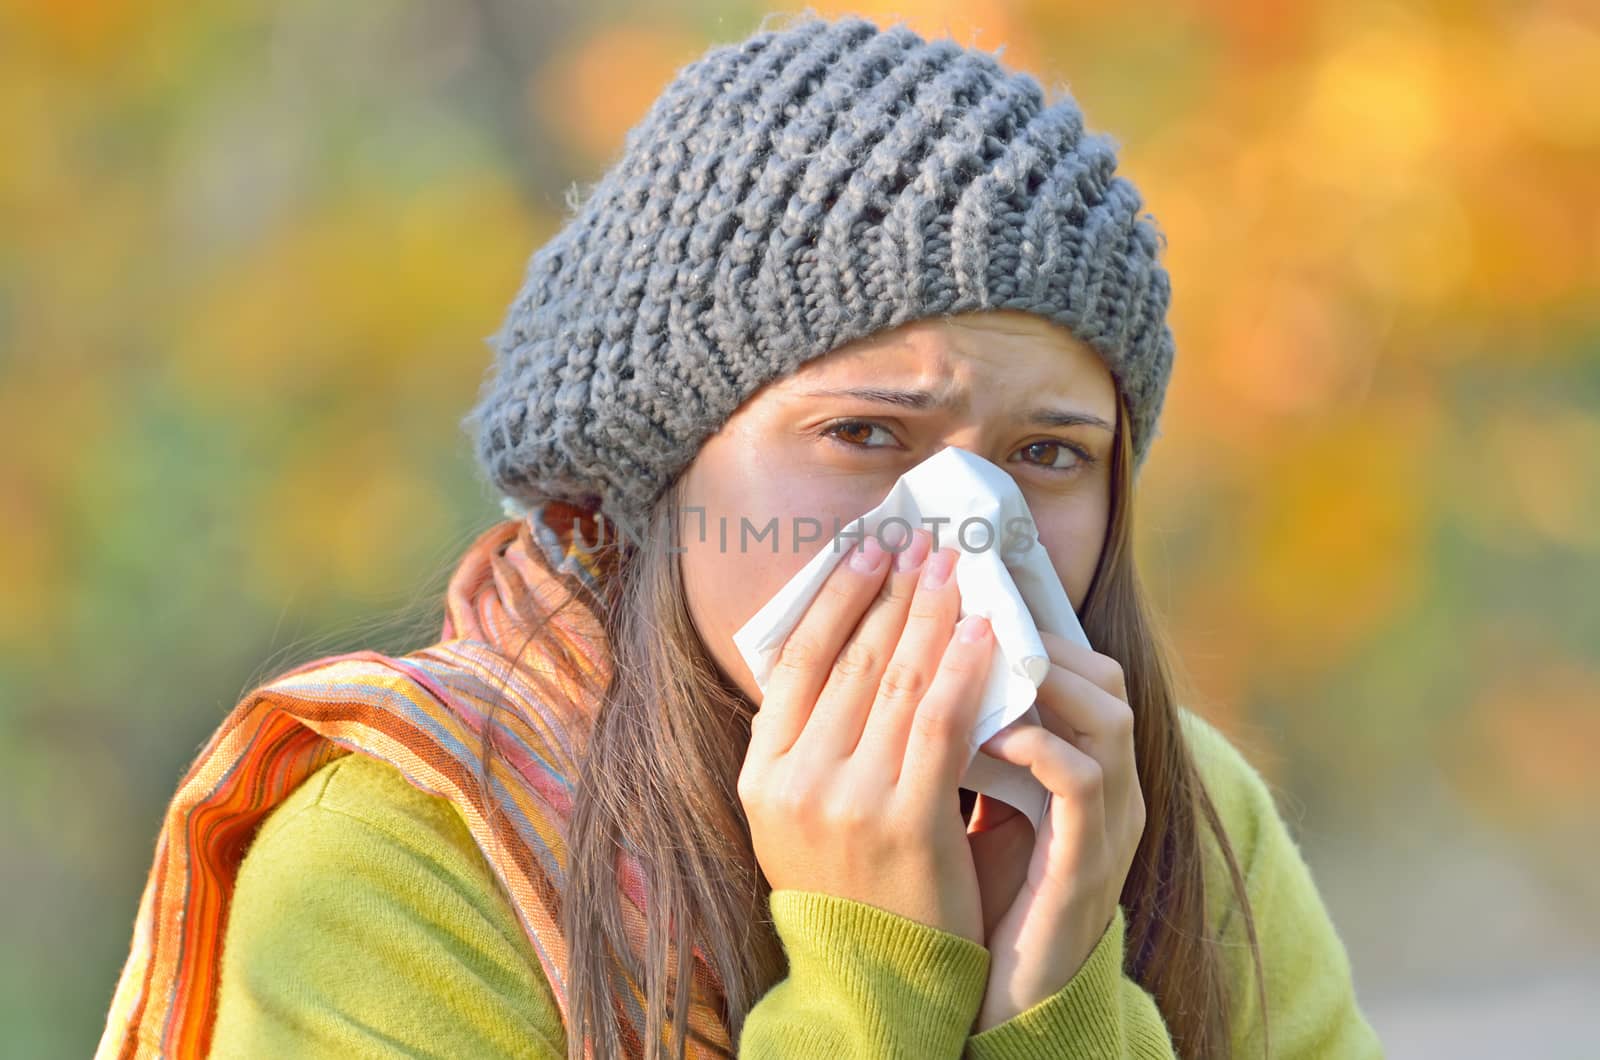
left=466, top=11, right=1176, bottom=530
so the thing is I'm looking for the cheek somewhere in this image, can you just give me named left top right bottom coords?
left=1031, top=504, right=1108, bottom=613
left=679, top=542, right=786, bottom=699
left=677, top=461, right=866, bottom=699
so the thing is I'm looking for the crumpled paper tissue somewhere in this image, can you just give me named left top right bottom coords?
left=732, top=445, right=1092, bottom=834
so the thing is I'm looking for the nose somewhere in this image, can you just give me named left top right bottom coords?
left=935, top=429, right=983, bottom=455
left=931, top=432, right=1006, bottom=473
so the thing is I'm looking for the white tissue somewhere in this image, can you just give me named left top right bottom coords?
left=731, top=446, right=1092, bottom=835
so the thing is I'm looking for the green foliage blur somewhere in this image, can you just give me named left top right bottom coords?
left=2, top=1, right=1596, bottom=1055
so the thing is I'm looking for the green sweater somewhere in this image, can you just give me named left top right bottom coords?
left=210, top=708, right=1383, bottom=1058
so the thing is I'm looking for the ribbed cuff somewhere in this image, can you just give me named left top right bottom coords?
left=768, top=889, right=991, bottom=1056
left=965, top=905, right=1130, bottom=1060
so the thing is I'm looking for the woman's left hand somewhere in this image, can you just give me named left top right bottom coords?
left=964, top=630, right=1147, bottom=1033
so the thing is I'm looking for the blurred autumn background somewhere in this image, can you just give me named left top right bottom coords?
left=3, top=0, right=1597, bottom=1055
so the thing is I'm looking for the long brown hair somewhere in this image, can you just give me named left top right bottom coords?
left=481, top=388, right=1269, bottom=1060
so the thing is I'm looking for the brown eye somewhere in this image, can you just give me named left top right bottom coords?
left=824, top=420, right=895, bottom=448
left=1016, top=440, right=1087, bottom=470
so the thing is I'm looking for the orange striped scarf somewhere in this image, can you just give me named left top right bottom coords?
left=96, top=503, right=733, bottom=1058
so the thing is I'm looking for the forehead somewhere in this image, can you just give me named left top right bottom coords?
left=781, top=310, right=1116, bottom=408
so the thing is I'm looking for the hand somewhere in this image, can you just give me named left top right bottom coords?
left=738, top=529, right=998, bottom=946
left=967, top=630, right=1147, bottom=1032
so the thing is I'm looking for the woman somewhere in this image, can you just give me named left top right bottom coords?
left=98, top=12, right=1384, bottom=1060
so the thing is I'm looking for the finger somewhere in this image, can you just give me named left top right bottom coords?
left=897, top=611, right=994, bottom=795
left=1015, top=661, right=1138, bottom=839
left=1038, top=631, right=1129, bottom=702
left=979, top=722, right=1108, bottom=838
left=750, top=533, right=893, bottom=759
left=984, top=719, right=1145, bottom=878
left=793, top=529, right=932, bottom=761
left=1031, top=662, right=1136, bottom=757
left=853, top=544, right=961, bottom=770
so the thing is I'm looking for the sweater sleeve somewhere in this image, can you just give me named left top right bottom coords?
left=739, top=890, right=991, bottom=1058
left=958, top=710, right=1385, bottom=1059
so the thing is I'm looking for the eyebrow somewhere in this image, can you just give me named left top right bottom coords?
left=800, top=385, right=1114, bottom=433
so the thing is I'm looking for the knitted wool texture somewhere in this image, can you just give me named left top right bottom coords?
left=466, top=12, right=1177, bottom=530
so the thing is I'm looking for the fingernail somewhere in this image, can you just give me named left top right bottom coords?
left=850, top=534, right=886, bottom=573
left=921, top=547, right=956, bottom=588
left=959, top=613, right=990, bottom=642
left=894, top=529, right=931, bottom=572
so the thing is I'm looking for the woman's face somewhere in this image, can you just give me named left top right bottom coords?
left=676, top=309, right=1117, bottom=701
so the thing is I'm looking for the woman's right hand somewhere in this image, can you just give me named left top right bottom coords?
left=738, top=528, right=996, bottom=947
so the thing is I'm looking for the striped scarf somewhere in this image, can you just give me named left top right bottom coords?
left=96, top=502, right=734, bottom=1058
